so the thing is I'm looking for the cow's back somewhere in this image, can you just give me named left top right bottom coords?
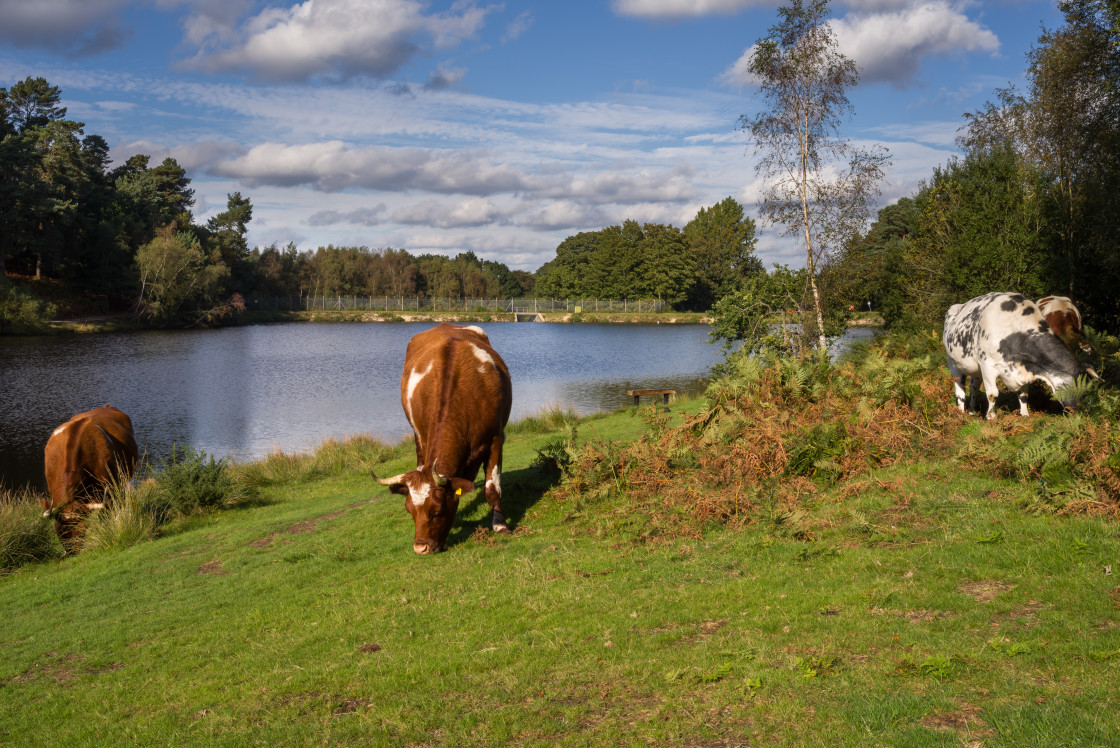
left=400, top=324, right=512, bottom=451
left=975, top=294, right=1079, bottom=379
left=43, top=405, right=138, bottom=534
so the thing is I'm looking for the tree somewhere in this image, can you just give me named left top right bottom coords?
left=683, top=197, right=761, bottom=310
left=534, top=232, right=599, bottom=298
left=135, top=225, right=229, bottom=325
left=635, top=223, right=695, bottom=305
left=960, top=0, right=1120, bottom=330
left=5, top=77, right=66, bottom=133
left=741, top=0, right=889, bottom=353
left=0, top=77, right=84, bottom=278
left=207, top=191, right=251, bottom=265
left=709, top=264, right=809, bottom=356
left=829, top=198, right=917, bottom=327
left=379, top=247, right=418, bottom=297
left=111, top=156, right=196, bottom=252
left=206, top=191, right=252, bottom=293
left=587, top=221, right=644, bottom=299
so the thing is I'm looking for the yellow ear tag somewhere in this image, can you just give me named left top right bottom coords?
left=455, top=488, right=462, bottom=496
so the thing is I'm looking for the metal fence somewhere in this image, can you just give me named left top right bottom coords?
left=246, top=297, right=668, bottom=313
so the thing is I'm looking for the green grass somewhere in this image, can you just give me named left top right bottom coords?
left=2, top=391, right=1119, bottom=745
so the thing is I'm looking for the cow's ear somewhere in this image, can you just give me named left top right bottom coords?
left=449, top=478, right=475, bottom=498
left=387, top=481, right=409, bottom=496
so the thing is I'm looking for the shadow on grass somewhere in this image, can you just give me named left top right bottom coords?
left=226, top=494, right=279, bottom=512
left=444, top=463, right=557, bottom=549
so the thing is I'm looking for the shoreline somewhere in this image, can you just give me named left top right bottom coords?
left=39, top=309, right=885, bottom=334
left=38, top=308, right=716, bottom=334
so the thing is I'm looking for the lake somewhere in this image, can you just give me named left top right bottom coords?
left=0, top=321, right=876, bottom=492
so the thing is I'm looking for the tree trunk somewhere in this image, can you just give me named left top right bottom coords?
left=798, top=112, right=828, bottom=354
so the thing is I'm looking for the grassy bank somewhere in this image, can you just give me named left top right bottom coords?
left=1, top=341, right=1118, bottom=745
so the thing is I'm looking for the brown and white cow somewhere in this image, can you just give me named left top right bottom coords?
left=373, top=324, right=513, bottom=554
left=1036, top=296, right=1088, bottom=352
left=43, top=404, right=138, bottom=543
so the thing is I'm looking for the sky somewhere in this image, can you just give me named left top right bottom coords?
left=0, top=0, right=1063, bottom=272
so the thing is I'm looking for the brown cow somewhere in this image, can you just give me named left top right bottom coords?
left=43, top=405, right=138, bottom=543
left=373, top=324, right=513, bottom=554
left=1037, top=296, right=1088, bottom=352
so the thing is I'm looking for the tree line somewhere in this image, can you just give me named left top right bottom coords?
left=0, top=73, right=763, bottom=329
left=0, top=76, right=263, bottom=327
left=0, top=77, right=537, bottom=328
left=534, top=198, right=761, bottom=311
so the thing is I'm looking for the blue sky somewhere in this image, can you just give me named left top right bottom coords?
left=0, top=0, right=1062, bottom=271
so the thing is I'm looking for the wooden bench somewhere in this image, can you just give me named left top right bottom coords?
left=627, top=388, right=676, bottom=406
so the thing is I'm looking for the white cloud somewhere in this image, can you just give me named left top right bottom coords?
left=208, top=141, right=534, bottom=194
left=720, top=3, right=1000, bottom=89
left=517, top=200, right=608, bottom=231
left=424, top=64, right=467, bottom=90
left=611, top=0, right=767, bottom=18
left=182, top=0, right=495, bottom=82
left=112, top=139, right=246, bottom=172
left=865, top=120, right=962, bottom=149
left=307, top=205, right=389, bottom=226
left=718, top=45, right=759, bottom=89
left=501, top=11, right=533, bottom=44
left=831, top=3, right=1000, bottom=86
left=555, top=165, right=700, bottom=203
left=392, top=197, right=505, bottom=228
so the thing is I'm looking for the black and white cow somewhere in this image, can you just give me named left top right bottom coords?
left=943, top=292, right=1098, bottom=419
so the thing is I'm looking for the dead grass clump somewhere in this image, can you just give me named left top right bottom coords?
left=553, top=347, right=966, bottom=542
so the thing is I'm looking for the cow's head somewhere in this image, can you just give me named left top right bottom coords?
left=41, top=468, right=81, bottom=520
left=374, top=468, right=474, bottom=554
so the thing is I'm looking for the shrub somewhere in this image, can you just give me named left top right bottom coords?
left=0, top=280, right=56, bottom=334
left=551, top=332, right=965, bottom=543
left=153, top=445, right=238, bottom=514
left=235, top=450, right=320, bottom=488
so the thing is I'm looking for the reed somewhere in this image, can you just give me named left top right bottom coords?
left=507, top=402, right=581, bottom=434
left=80, top=477, right=157, bottom=553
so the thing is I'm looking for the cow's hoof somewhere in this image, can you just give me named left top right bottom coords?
left=493, top=524, right=510, bottom=534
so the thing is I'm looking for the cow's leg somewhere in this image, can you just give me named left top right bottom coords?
left=483, top=434, right=509, bottom=534
left=968, top=376, right=982, bottom=414
left=952, top=375, right=968, bottom=411
left=980, top=368, right=1000, bottom=420
left=1017, top=390, right=1030, bottom=417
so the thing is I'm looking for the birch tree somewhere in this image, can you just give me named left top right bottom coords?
left=741, top=0, right=888, bottom=353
